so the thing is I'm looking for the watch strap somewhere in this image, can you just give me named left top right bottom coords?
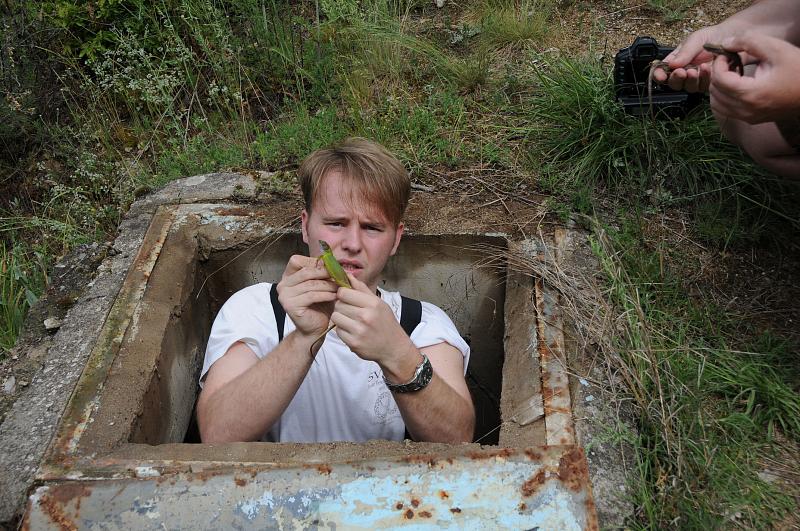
left=383, top=353, right=433, bottom=393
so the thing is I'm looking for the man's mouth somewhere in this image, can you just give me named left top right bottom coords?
left=338, top=260, right=363, bottom=273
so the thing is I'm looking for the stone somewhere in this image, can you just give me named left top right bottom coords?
left=2, top=376, right=14, bottom=395
left=43, top=317, right=62, bottom=331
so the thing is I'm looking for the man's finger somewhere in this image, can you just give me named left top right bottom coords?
left=291, top=290, right=338, bottom=308
left=336, top=284, right=376, bottom=308
left=710, top=55, right=755, bottom=95
left=330, top=310, right=360, bottom=335
left=709, top=85, right=746, bottom=119
left=666, top=68, right=688, bottom=91
left=652, top=66, right=669, bottom=83
left=683, top=68, right=701, bottom=93
left=284, top=279, right=339, bottom=295
left=281, top=264, right=333, bottom=287
left=667, top=32, right=712, bottom=69
left=722, top=33, right=786, bottom=62
left=344, top=272, right=372, bottom=294
left=332, top=298, right=362, bottom=320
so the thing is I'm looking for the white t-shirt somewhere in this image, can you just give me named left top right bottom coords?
left=200, top=283, right=470, bottom=443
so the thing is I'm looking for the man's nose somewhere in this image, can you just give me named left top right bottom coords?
left=340, top=225, right=363, bottom=254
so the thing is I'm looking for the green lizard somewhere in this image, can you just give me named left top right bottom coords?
left=310, top=240, right=351, bottom=355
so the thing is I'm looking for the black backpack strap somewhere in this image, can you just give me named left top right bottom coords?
left=399, top=296, right=422, bottom=337
left=399, top=296, right=422, bottom=442
left=270, top=283, right=286, bottom=342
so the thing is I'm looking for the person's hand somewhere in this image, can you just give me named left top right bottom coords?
left=710, top=33, right=800, bottom=124
left=651, top=24, right=757, bottom=92
left=276, top=255, right=338, bottom=338
left=331, top=274, right=415, bottom=366
left=652, top=26, right=722, bottom=92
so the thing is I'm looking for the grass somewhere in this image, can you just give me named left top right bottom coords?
left=0, top=243, right=48, bottom=355
left=647, top=0, right=696, bottom=22
left=590, top=220, right=799, bottom=527
left=473, top=0, right=553, bottom=50
left=2, top=0, right=800, bottom=527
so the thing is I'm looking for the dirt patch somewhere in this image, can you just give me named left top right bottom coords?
left=554, top=0, right=752, bottom=57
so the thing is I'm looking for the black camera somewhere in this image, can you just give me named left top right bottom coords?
left=614, top=36, right=703, bottom=117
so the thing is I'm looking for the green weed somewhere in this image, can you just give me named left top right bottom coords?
left=153, top=129, right=250, bottom=187
left=647, top=0, right=695, bottom=23
left=0, top=243, right=48, bottom=355
left=475, top=0, right=553, bottom=50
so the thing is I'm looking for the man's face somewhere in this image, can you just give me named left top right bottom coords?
left=301, top=171, right=404, bottom=291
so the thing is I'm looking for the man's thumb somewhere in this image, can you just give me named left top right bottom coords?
left=668, top=33, right=710, bottom=68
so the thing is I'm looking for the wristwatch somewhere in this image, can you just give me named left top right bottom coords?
left=383, top=353, right=433, bottom=393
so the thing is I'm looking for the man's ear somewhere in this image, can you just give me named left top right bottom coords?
left=301, top=209, right=309, bottom=245
left=390, top=222, right=404, bottom=256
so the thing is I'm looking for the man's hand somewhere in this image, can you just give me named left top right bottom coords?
left=652, top=25, right=720, bottom=92
left=277, top=255, right=339, bottom=338
left=710, top=33, right=800, bottom=124
left=331, top=274, right=416, bottom=371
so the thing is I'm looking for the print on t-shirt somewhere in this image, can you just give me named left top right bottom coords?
left=368, top=368, right=401, bottom=424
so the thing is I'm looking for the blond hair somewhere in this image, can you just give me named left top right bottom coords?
left=297, top=138, right=410, bottom=225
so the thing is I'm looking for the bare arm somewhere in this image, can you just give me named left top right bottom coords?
left=197, top=332, right=318, bottom=442
left=332, top=276, right=475, bottom=443
left=382, top=341, right=475, bottom=443
left=723, top=0, right=800, bottom=44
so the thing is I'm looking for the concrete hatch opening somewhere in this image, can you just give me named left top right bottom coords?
left=23, top=197, right=598, bottom=529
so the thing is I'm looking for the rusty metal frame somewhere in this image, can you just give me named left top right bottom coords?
left=27, top=447, right=597, bottom=530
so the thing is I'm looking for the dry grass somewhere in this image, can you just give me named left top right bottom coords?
left=467, top=215, right=800, bottom=527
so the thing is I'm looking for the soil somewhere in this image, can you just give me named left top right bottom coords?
left=553, top=0, right=753, bottom=56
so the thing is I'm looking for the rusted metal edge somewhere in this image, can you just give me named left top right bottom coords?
left=535, top=276, right=576, bottom=447
left=39, top=206, right=176, bottom=477
left=25, top=446, right=598, bottom=531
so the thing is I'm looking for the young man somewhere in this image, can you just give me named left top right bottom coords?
left=196, top=138, right=475, bottom=443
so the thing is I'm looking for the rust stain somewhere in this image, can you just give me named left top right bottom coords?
left=419, top=510, right=432, bottom=518
left=558, top=447, right=589, bottom=493
left=450, top=507, right=462, bottom=514
left=316, top=464, right=332, bottom=475
left=395, top=502, right=404, bottom=510
left=49, top=483, right=92, bottom=505
left=524, top=449, right=543, bottom=461
left=402, top=454, right=438, bottom=467
left=467, top=448, right=514, bottom=460
left=518, top=502, right=527, bottom=511
left=410, top=498, right=420, bottom=508
left=213, top=206, right=252, bottom=217
left=404, top=509, right=414, bottom=519
left=438, top=490, right=449, bottom=499
left=521, top=469, right=547, bottom=497
left=38, top=494, right=78, bottom=531
left=234, top=478, right=247, bottom=487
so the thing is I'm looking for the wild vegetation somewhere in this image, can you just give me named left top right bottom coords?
left=2, top=0, right=798, bottom=527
